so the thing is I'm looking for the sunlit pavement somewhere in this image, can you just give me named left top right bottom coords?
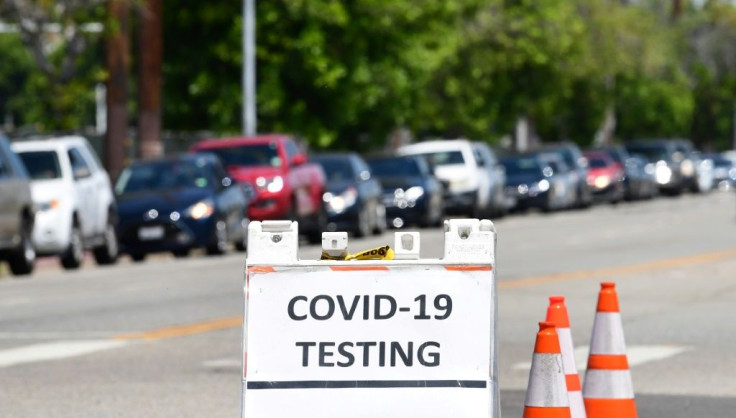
left=0, top=191, right=735, bottom=417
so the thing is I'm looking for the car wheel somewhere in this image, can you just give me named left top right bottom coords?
left=206, top=219, right=228, bottom=256
left=234, top=219, right=248, bottom=252
left=130, top=252, right=146, bottom=263
left=93, top=222, right=119, bottom=265
left=307, top=204, right=328, bottom=244
left=372, top=203, right=386, bottom=235
left=354, top=206, right=371, bottom=238
left=172, top=249, right=190, bottom=258
left=8, top=218, right=35, bottom=276
left=60, top=224, right=84, bottom=270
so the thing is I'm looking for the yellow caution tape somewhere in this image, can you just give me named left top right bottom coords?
left=321, top=245, right=395, bottom=261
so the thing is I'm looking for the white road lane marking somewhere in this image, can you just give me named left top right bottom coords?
left=202, top=358, right=241, bottom=370
left=512, top=345, right=691, bottom=371
left=0, top=340, right=129, bottom=368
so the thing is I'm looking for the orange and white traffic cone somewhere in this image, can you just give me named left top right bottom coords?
left=583, top=282, right=637, bottom=418
left=523, top=321, right=571, bottom=418
left=546, top=296, right=586, bottom=418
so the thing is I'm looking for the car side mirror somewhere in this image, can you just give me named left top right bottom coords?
left=73, top=167, right=91, bottom=180
left=291, top=154, right=307, bottom=167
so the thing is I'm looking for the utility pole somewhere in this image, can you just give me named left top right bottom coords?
left=243, top=0, right=256, bottom=136
left=106, top=0, right=130, bottom=180
left=138, top=0, right=163, bottom=159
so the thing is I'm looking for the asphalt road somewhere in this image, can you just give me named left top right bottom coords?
left=1, top=191, right=735, bottom=417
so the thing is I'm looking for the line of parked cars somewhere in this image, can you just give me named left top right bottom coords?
left=1, top=133, right=734, bottom=277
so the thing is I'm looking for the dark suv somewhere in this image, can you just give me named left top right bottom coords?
left=537, top=142, right=593, bottom=208
left=0, top=134, right=36, bottom=276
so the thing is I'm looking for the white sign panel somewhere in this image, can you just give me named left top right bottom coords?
left=243, top=266, right=494, bottom=417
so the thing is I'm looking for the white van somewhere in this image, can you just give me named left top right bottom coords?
left=12, top=136, right=119, bottom=269
left=397, top=139, right=491, bottom=216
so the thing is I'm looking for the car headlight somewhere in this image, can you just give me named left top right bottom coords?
left=681, top=160, right=695, bottom=177
left=729, top=168, right=736, bottom=179
left=655, top=162, right=672, bottom=184
left=255, top=175, right=284, bottom=193
left=37, top=199, right=60, bottom=212
left=404, top=186, right=424, bottom=202
left=594, top=176, right=611, bottom=189
left=324, top=187, right=358, bottom=213
left=187, top=199, right=215, bottom=220
left=531, top=179, right=550, bottom=193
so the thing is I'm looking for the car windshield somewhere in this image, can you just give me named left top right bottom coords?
left=315, top=159, right=354, bottom=182
left=587, top=157, right=608, bottom=168
left=625, top=145, right=669, bottom=162
left=711, top=156, right=733, bottom=167
left=501, top=157, right=542, bottom=176
left=115, top=160, right=212, bottom=194
left=17, top=151, right=62, bottom=180
left=552, top=148, right=577, bottom=168
left=368, top=157, right=421, bottom=177
left=205, top=143, right=281, bottom=168
left=415, top=151, right=465, bottom=167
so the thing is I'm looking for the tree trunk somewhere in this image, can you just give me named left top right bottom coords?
left=138, top=0, right=163, bottom=159
left=106, top=0, right=130, bottom=180
left=672, top=0, right=683, bottom=21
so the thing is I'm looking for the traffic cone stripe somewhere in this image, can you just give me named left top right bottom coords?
left=589, top=313, right=627, bottom=354
left=555, top=328, right=577, bottom=375
left=587, top=354, right=629, bottom=370
left=523, top=407, right=573, bottom=418
left=566, top=374, right=582, bottom=391
left=524, top=353, right=569, bottom=407
left=569, top=392, right=586, bottom=418
left=584, top=370, right=635, bottom=398
left=585, top=398, right=637, bottom=418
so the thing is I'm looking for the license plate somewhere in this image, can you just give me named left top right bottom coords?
left=138, top=226, right=164, bottom=241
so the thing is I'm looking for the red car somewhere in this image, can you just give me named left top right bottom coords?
left=583, top=151, right=625, bottom=204
left=191, top=135, right=327, bottom=242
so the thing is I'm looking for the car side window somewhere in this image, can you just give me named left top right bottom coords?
left=212, top=160, right=231, bottom=187
left=473, top=148, right=486, bottom=167
left=68, top=148, right=92, bottom=180
left=284, top=139, right=300, bottom=160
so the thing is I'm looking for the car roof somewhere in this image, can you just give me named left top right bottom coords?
left=398, top=139, right=472, bottom=153
left=311, top=152, right=359, bottom=160
left=131, top=153, right=218, bottom=166
left=10, top=135, right=91, bottom=152
left=192, top=135, right=287, bottom=149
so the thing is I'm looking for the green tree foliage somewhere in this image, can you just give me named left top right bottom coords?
left=163, top=0, right=481, bottom=149
left=4, top=0, right=736, bottom=149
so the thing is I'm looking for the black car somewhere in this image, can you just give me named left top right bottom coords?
left=312, top=153, right=385, bottom=237
left=625, top=139, right=686, bottom=195
left=537, top=142, right=593, bottom=208
left=114, top=154, right=250, bottom=261
left=501, top=153, right=569, bottom=212
left=366, top=155, right=444, bottom=228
